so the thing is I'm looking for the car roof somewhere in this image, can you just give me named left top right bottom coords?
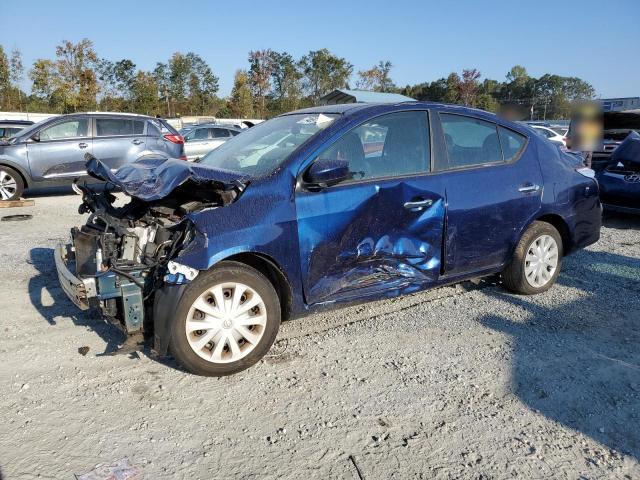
left=190, top=124, right=242, bottom=131
left=285, top=101, right=500, bottom=120
left=0, top=120, right=34, bottom=125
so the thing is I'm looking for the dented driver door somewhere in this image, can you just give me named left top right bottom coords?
left=295, top=110, right=446, bottom=305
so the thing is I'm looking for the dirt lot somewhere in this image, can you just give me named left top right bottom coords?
left=0, top=193, right=639, bottom=479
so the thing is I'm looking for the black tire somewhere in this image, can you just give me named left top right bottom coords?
left=0, top=166, right=24, bottom=201
left=168, top=261, right=281, bottom=376
left=501, top=221, right=563, bottom=295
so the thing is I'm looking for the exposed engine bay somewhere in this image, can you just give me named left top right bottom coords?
left=56, top=155, right=246, bottom=336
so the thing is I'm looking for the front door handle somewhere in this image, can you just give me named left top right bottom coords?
left=404, top=198, right=433, bottom=211
left=132, top=139, right=143, bottom=145
left=518, top=184, right=540, bottom=193
left=78, top=142, right=88, bottom=149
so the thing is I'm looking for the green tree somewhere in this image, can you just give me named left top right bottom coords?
left=269, top=51, right=302, bottom=114
left=458, top=68, right=481, bottom=106
left=0, top=46, right=10, bottom=109
left=228, top=70, right=254, bottom=118
left=153, top=62, right=171, bottom=116
left=54, top=39, right=99, bottom=111
left=444, top=72, right=461, bottom=104
left=299, top=49, right=353, bottom=102
left=8, top=48, right=24, bottom=110
left=356, top=60, right=395, bottom=92
left=130, top=71, right=160, bottom=115
left=248, top=49, right=274, bottom=118
left=185, top=52, right=219, bottom=115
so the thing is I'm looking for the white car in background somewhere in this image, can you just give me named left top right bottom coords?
left=183, top=125, right=242, bottom=161
left=531, top=125, right=567, bottom=147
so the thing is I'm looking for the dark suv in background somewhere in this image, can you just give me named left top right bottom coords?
left=0, top=113, right=185, bottom=200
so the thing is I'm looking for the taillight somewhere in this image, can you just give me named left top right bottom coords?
left=178, top=155, right=187, bottom=161
left=164, top=134, right=184, bottom=144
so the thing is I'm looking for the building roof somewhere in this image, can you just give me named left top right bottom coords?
left=319, top=89, right=415, bottom=105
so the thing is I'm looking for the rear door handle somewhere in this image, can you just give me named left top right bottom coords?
left=78, top=142, right=88, bottom=149
left=518, top=184, right=540, bottom=193
left=132, top=139, right=143, bottom=145
left=404, top=198, right=433, bottom=211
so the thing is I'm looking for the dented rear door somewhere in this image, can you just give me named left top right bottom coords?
left=295, top=109, right=445, bottom=305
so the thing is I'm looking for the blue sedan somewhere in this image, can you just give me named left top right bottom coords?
left=57, top=102, right=602, bottom=376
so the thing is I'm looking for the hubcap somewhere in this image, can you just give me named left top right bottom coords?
left=524, top=234, right=559, bottom=288
left=185, top=282, right=267, bottom=364
left=0, top=170, right=18, bottom=200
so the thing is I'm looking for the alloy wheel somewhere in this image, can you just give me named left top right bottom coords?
left=0, top=170, right=18, bottom=200
left=524, top=234, right=559, bottom=288
left=185, top=282, right=267, bottom=363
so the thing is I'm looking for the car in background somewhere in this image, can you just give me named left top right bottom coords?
left=57, top=102, right=601, bottom=376
left=595, top=130, right=640, bottom=214
left=567, top=110, right=640, bottom=171
left=531, top=125, right=567, bottom=147
left=183, top=124, right=242, bottom=161
left=0, top=120, right=34, bottom=141
left=0, top=112, right=185, bottom=201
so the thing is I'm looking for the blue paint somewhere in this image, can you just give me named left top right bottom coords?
left=116, top=102, right=600, bottom=323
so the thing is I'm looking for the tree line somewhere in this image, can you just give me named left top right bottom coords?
left=0, top=39, right=595, bottom=120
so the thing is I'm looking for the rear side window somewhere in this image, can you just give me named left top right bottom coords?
left=320, top=111, right=430, bottom=181
left=498, top=126, right=526, bottom=161
left=440, top=114, right=502, bottom=168
left=186, top=128, right=209, bottom=140
left=95, top=118, right=144, bottom=136
left=40, top=119, right=89, bottom=140
left=148, top=119, right=178, bottom=136
left=212, top=128, right=231, bottom=138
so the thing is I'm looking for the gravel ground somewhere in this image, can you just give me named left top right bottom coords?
left=0, top=193, right=639, bottom=479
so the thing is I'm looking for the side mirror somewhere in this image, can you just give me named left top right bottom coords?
left=31, top=131, right=40, bottom=142
left=305, top=158, right=350, bottom=189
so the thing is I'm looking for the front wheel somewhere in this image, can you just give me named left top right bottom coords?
left=501, top=221, right=563, bottom=295
left=168, top=261, right=281, bottom=376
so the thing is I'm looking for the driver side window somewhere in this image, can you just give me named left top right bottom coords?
left=320, top=111, right=430, bottom=181
left=40, top=119, right=89, bottom=141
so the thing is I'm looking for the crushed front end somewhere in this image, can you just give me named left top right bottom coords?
left=55, top=155, right=246, bottom=344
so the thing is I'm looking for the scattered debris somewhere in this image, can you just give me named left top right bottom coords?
left=78, top=346, right=90, bottom=356
left=75, top=457, right=141, bottom=480
left=1, top=214, right=32, bottom=222
left=348, top=454, right=364, bottom=480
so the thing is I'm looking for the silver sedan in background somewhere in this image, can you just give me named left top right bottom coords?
left=183, top=125, right=242, bottom=161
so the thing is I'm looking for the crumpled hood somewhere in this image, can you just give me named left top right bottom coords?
left=85, top=155, right=249, bottom=201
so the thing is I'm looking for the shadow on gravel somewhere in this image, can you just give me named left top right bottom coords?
left=602, top=211, right=640, bottom=231
left=481, top=248, right=640, bottom=460
left=28, top=247, right=124, bottom=353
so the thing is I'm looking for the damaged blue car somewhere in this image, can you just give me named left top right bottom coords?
left=56, top=103, right=602, bottom=376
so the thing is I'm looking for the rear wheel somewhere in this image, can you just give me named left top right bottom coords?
left=0, top=166, right=24, bottom=201
left=502, top=221, right=563, bottom=295
left=168, top=261, right=281, bottom=376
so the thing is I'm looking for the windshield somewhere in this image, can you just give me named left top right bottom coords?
left=198, top=113, right=338, bottom=177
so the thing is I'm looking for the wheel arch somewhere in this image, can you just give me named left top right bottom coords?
left=534, top=213, right=573, bottom=254
left=0, top=160, right=30, bottom=188
left=223, top=252, right=294, bottom=322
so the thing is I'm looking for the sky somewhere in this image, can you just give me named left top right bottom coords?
left=1, top=0, right=639, bottom=99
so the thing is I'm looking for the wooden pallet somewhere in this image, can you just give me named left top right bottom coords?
left=0, top=199, right=35, bottom=208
